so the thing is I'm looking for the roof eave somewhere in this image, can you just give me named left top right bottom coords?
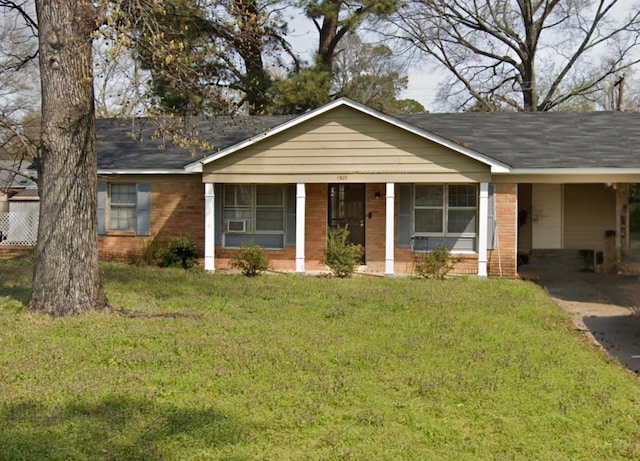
left=502, top=167, right=640, bottom=175
left=97, top=169, right=194, bottom=175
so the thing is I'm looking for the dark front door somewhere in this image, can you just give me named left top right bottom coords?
left=328, top=184, right=366, bottom=261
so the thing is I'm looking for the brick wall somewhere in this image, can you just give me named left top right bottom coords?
left=99, top=180, right=518, bottom=278
left=99, top=182, right=205, bottom=263
left=488, top=183, right=518, bottom=278
left=363, top=184, right=386, bottom=273
left=304, top=184, right=329, bottom=270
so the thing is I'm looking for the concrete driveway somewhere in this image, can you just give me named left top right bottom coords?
left=527, top=268, right=640, bottom=375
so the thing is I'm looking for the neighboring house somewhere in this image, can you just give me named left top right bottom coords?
left=96, top=98, right=640, bottom=278
left=0, top=160, right=38, bottom=246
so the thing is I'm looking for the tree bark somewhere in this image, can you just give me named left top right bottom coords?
left=30, top=0, right=109, bottom=316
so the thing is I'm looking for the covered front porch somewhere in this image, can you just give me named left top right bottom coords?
left=202, top=181, right=505, bottom=277
left=185, top=99, right=514, bottom=277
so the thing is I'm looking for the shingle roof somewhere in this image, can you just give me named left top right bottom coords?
left=96, top=109, right=640, bottom=171
left=96, top=116, right=293, bottom=170
left=10, top=188, right=39, bottom=200
left=398, top=111, right=640, bottom=169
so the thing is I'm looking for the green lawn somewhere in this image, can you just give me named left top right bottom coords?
left=1, top=257, right=639, bottom=460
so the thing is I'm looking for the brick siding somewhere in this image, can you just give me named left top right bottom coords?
left=99, top=182, right=205, bottom=263
left=488, top=183, right=518, bottom=278
left=99, top=181, right=518, bottom=278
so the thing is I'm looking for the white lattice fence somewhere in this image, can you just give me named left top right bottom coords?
left=0, top=212, right=38, bottom=246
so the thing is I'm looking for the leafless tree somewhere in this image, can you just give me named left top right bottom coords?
left=386, top=0, right=640, bottom=111
left=93, top=37, right=150, bottom=118
left=333, top=34, right=412, bottom=112
left=0, top=2, right=39, bottom=189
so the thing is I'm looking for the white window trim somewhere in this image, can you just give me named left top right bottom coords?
left=411, top=183, right=480, bottom=255
left=222, top=184, right=286, bottom=249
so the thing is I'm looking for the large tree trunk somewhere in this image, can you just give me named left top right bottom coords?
left=30, top=0, right=109, bottom=316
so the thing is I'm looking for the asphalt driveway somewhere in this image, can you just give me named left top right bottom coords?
left=529, top=269, right=640, bottom=376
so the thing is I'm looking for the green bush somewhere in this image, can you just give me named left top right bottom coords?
left=158, top=235, right=199, bottom=269
left=414, top=244, right=462, bottom=279
left=231, top=241, right=270, bottom=276
left=323, top=226, right=364, bottom=278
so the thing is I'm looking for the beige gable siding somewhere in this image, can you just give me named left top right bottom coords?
left=563, top=184, right=615, bottom=250
left=203, top=106, right=490, bottom=183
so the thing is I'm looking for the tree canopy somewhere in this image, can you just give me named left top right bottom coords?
left=386, top=0, right=640, bottom=111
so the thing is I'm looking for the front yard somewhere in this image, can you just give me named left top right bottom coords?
left=0, top=257, right=639, bottom=460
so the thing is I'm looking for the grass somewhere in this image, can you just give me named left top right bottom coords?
left=1, top=257, right=639, bottom=460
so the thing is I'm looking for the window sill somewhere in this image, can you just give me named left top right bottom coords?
left=104, top=230, right=137, bottom=237
left=223, top=246, right=285, bottom=251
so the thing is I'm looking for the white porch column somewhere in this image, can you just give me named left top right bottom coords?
left=385, top=183, right=395, bottom=277
left=204, top=183, right=215, bottom=272
left=295, top=183, right=306, bottom=274
left=478, top=182, right=489, bottom=278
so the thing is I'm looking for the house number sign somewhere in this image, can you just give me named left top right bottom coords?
left=337, top=175, right=348, bottom=180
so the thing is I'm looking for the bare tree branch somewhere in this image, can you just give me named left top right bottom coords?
left=384, top=0, right=640, bottom=111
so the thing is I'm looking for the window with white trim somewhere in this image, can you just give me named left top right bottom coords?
left=413, top=184, right=477, bottom=251
left=223, top=184, right=285, bottom=248
left=109, top=184, right=137, bottom=231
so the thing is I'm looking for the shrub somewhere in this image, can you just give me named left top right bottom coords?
left=158, top=235, right=199, bottom=269
left=414, top=244, right=462, bottom=279
left=231, top=241, right=270, bottom=276
left=323, top=226, right=364, bottom=278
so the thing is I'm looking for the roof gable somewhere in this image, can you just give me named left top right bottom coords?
left=200, top=104, right=495, bottom=183
left=186, top=98, right=510, bottom=173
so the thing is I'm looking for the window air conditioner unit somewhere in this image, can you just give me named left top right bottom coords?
left=226, top=219, right=247, bottom=232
